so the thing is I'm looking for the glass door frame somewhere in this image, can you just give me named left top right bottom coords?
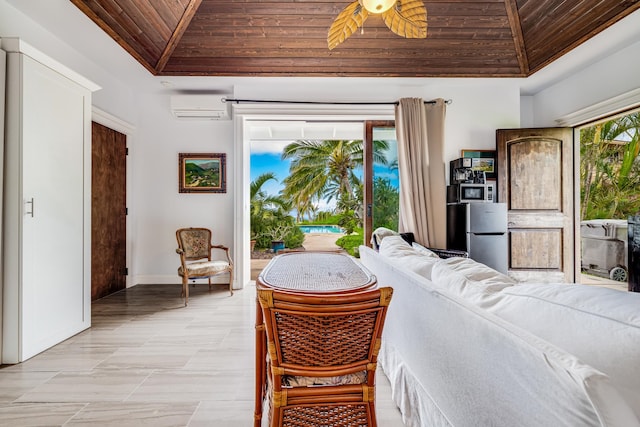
left=364, top=120, right=395, bottom=247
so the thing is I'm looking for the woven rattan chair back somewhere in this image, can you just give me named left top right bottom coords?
left=175, top=227, right=233, bottom=305
left=258, top=287, right=393, bottom=427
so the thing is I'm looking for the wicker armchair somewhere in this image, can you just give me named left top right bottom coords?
left=257, top=287, right=393, bottom=427
left=175, top=227, right=233, bottom=305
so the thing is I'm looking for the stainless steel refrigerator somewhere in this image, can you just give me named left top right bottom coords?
left=446, top=202, right=508, bottom=274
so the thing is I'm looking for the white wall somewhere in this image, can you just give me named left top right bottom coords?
left=520, top=96, right=534, bottom=128
left=530, top=23, right=640, bottom=126
left=0, top=0, right=139, bottom=124
left=440, top=82, right=521, bottom=159
left=132, top=93, right=235, bottom=283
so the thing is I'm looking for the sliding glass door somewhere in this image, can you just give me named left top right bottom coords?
left=364, top=121, right=398, bottom=247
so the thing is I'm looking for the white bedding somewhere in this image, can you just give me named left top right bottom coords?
left=359, top=245, right=640, bottom=427
left=485, top=283, right=640, bottom=420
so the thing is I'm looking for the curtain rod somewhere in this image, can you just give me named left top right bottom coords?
left=223, top=98, right=452, bottom=106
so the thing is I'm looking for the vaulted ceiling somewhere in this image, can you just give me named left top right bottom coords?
left=70, top=0, right=640, bottom=78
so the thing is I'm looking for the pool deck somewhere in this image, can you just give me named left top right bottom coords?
left=301, top=232, right=344, bottom=251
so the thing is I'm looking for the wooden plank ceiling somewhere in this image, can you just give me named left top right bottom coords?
left=70, top=0, right=640, bottom=78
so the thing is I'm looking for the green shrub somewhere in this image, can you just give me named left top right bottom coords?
left=335, top=233, right=364, bottom=257
left=284, top=226, right=305, bottom=249
left=338, top=211, right=359, bottom=234
left=299, top=212, right=342, bottom=225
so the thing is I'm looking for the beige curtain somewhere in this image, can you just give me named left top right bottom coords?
left=395, top=98, right=447, bottom=248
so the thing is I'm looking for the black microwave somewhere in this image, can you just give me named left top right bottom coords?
left=447, top=183, right=493, bottom=203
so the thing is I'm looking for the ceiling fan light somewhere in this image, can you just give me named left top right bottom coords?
left=361, top=0, right=396, bottom=14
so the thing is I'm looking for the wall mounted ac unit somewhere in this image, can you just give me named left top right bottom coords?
left=170, top=95, right=230, bottom=120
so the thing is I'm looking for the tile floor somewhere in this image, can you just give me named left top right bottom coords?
left=0, top=283, right=405, bottom=426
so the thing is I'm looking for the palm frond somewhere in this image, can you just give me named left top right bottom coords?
left=382, top=0, right=427, bottom=39
left=250, top=172, right=277, bottom=199
left=328, top=1, right=369, bottom=50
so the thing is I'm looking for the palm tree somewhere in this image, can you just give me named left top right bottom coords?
left=291, top=195, right=319, bottom=222
left=250, top=173, right=290, bottom=247
left=580, top=113, right=640, bottom=219
left=281, top=139, right=389, bottom=218
left=251, top=173, right=286, bottom=218
left=373, top=177, right=399, bottom=230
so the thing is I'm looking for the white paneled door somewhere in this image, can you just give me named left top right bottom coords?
left=2, top=43, right=95, bottom=363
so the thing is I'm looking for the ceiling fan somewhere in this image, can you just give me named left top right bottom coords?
left=327, top=0, right=427, bottom=50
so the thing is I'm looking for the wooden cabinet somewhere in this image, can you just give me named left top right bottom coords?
left=1, top=39, right=99, bottom=363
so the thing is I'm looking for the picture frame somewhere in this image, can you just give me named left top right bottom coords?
left=461, top=149, right=497, bottom=180
left=178, top=153, right=226, bottom=193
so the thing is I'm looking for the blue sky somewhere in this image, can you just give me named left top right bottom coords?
left=250, top=151, right=292, bottom=196
left=250, top=140, right=399, bottom=212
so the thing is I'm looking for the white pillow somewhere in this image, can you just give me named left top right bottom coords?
left=411, top=242, right=440, bottom=258
left=430, top=257, right=516, bottom=307
left=371, top=227, right=399, bottom=248
left=429, top=267, right=507, bottom=307
left=379, top=236, right=441, bottom=280
left=486, top=283, right=640, bottom=420
left=436, top=257, right=517, bottom=286
left=379, top=235, right=413, bottom=257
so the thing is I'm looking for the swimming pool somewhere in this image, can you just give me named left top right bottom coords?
left=298, top=225, right=345, bottom=234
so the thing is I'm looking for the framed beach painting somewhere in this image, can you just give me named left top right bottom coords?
left=461, top=149, right=497, bottom=180
left=178, top=153, right=226, bottom=193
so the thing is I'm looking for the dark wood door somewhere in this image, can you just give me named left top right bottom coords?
left=92, top=122, right=127, bottom=300
left=497, top=128, right=575, bottom=283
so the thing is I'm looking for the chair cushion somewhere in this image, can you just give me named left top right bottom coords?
left=178, top=260, right=230, bottom=277
left=262, top=371, right=369, bottom=427
left=283, top=371, right=367, bottom=388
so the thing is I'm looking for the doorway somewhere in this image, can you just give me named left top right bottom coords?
left=91, top=122, right=127, bottom=300
left=577, top=109, right=640, bottom=289
left=234, top=104, right=396, bottom=287
left=91, top=108, right=135, bottom=298
left=248, top=122, right=369, bottom=280
left=249, top=121, right=398, bottom=266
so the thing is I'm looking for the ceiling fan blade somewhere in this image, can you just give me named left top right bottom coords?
left=382, top=0, right=427, bottom=39
left=328, top=1, right=369, bottom=50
